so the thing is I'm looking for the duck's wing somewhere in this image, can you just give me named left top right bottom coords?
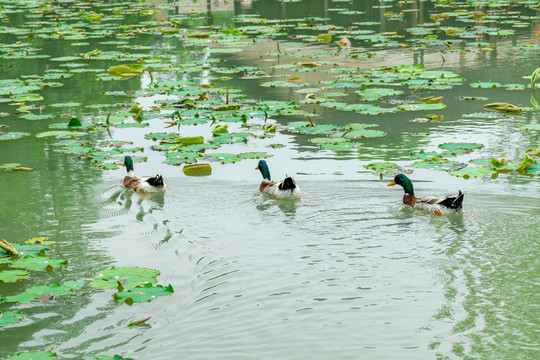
left=417, top=191, right=464, bottom=211
left=123, top=175, right=140, bottom=188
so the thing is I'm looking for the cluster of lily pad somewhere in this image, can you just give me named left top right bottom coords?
left=0, top=237, right=74, bottom=326
left=0, top=236, right=169, bottom=359
left=365, top=144, right=540, bottom=179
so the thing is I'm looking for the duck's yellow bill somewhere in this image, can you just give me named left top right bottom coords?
left=255, top=166, right=259, bottom=170
left=387, top=180, right=396, bottom=187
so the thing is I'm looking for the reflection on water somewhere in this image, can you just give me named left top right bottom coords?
left=255, top=196, right=300, bottom=217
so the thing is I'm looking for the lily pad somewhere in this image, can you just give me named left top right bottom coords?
left=450, top=167, right=497, bottom=179
left=438, top=142, right=484, bottom=151
left=412, top=157, right=460, bottom=171
left=10, top=255, right=67, bottom=272
left=0, top=132, right=31, bottom=140
left=36, top=130, right=86, bottom=138
left=0, top=311, right=24, bottom=327
left=364, top=162, right=398, bottom=171
left=5, top=281, right=83, bottom=304
left=0, top=269, right=29, bottom=283
left=114, top=283, right=174, bottom=305
left=90, top=266, right=159, bottom=290
left=520, top=123, right=540, bottom=131
left=5, top=350, right=57, bottom=359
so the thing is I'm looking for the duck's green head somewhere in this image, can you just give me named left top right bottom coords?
left=255, top=160, right=271, bottom=180
left=124, top=156, right=134, bottom=173
left=387, top=174, right=414, bottom=195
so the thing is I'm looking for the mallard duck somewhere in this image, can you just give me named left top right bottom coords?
left=255, top=160, right=300, bottom=199
left=387, top=174, right=463, bottom=214
left=123, top=156, right=165, bottom=193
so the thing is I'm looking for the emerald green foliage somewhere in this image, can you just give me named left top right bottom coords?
left=0, top=269, right=28, bottom=283
left=0, top=311, right=24, bottom=327
left=5, top=350, right=57, bottom=359
left=4, top=281, right=83, bottom=304
left=9, top=255, right=67, bottom=272
left=89, top=267, right=160, bottom=290
left=114, top=284, right=174, bottom=305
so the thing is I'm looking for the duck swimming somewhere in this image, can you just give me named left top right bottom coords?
left=387, top=174, right=463, bottom=215
left=255, top=160, right=300, bottom=199
left=123, top=156, right=165, bottom=193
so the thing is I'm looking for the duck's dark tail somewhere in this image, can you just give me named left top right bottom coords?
left=441, top=190, right=464, bottom=211
left=278, top=177, right=296, bottom=191
left=147, top=174, right=165, bottom=188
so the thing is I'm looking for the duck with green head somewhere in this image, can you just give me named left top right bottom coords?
left=387, top=174, right=463, bottom=215
left=255, top=160, right=300, bottom=199
left=123, top=156, right=165, bottom=193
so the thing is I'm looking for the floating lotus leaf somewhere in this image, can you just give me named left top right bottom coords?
left=364, top=162, right=398, bottom=172
left=450, top=167, right=497, bottom=179
left=1, top=244, right=48, bottom=258
left=165, top=151, right=201, bottom=165
left=5, top=351, right=57, bottom=359
left=309, top=137, right=350, bottom=144
left=398, top=103, right=447, bottom=111
left=520, top=123, right=540, bottom=131
left=355, top=87, right=404, bottom=101
left=0, top=311, right=24, bottom=327
left=36, top=131, right=86, bottom=138
left=203, top=153, right=240, bottom=164
left=9, top=255, right=67, bottom=272
left=108, top=65, right=143, bottom=77
left=286, top=122, right=339, bottom=135
left=88, top=356, right=134, bottom=360
left=320, top=142, right=359, bottom=151
left=470, top=81, right=502, bottom=89
left=90, top=266, right=159, bottom=290
left=341, top=128, right=386, bottom=140
left=144, top=132, right=179, bottom=142
left=438, top=142, right=484, bottom=151
left=114, top=283, right=174, bottom=305
left=412, top=157, right=460, bottom=171
left=11, top=94, right=44, bottom=102
left=18, top=113, right=55, bottom=121
left=5, top=281, right=82, bottom=304
left=0, top=269, right=28, bottom=283
left=344, top=104, right=399, bottom=115
left=410, top=150, right=439, bottom=160
left=0, top=132, right=31, bottom=140
left=237, top=152, right=272, bottom=159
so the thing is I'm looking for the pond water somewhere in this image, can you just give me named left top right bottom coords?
left=0, top=1, right=539, bottom=359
